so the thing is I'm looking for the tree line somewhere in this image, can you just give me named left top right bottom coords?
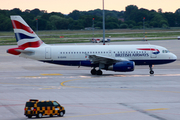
left=0, top=5, right=180, bottom=31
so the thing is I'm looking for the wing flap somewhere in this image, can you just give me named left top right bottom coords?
left=88, top=54, right=129, bottom=64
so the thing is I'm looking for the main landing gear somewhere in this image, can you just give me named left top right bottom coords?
left=149, top=64, right=154, bottom=75
left=91, top=68, right=103, bottom=75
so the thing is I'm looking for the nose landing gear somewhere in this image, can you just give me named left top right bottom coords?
left=149, top=64, right=154, bottom=74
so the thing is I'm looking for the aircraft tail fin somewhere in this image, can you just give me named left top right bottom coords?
left=7, top=16, right=44, bottom=55
left=11, top=15, right=44, bottom=48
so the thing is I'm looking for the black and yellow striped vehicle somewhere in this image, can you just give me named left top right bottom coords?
left=24, top=99, right=65, bottom=118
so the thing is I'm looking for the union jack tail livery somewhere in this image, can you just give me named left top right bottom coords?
left=7, top=16, right=44, bottom=55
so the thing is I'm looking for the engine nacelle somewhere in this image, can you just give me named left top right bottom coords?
left=107, top=61, right=135, bottom=72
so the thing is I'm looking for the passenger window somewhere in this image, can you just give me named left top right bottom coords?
left=46, top=102, right=53, bottom=106
left=37, top=102, right=46, bottom=107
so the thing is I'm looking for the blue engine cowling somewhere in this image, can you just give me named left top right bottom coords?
left=108, top=61, right=135, bottom=72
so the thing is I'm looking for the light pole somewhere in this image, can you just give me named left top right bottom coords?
left=102, top=0, right=105, bottom=45
left=92, top=18, right=94, bottom=39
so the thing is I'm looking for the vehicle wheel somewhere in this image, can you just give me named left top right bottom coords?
left=150, top=70, right=154, bottom=74
left=50, top=114, right=53, bottom=117
left=28, top=116, right=32, bottom=118
left=91, top=69, right=97, bottom=75
left=59, top=111, right=64, bottom=117
left=97, top=70, right=102, bottom=75
left=37, top=112, right=43, bottom=118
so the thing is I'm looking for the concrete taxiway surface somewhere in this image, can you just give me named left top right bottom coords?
left=0, top=40, right=180, bottom=120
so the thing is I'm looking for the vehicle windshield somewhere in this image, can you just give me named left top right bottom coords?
left=53, top=101, right=59, bottom=106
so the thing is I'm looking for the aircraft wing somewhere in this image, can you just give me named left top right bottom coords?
left=88, top=54, right=130, bottom=65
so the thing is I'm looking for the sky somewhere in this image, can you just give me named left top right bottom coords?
left=0, top=0, right=179, bottom=14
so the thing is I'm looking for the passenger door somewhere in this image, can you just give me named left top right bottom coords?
left=45, top=47, right=51, bottom=59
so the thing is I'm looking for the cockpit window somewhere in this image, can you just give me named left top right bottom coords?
left=162, top=50, right=169, bottom=53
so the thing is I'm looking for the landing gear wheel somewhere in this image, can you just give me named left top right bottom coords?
left=97, top=70, right=103, bottom=75
left=150, top=70, right=154, bottom=74
left=59, top=111, right=64, bottom=117
left=149, top=65, right=154, bottom=75
left=91, top=69, right=97, bottom=75
left=36, top=113, right=42, bottom=118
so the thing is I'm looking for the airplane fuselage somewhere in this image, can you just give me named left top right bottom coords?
left=22, top=44, right=176, bottom=67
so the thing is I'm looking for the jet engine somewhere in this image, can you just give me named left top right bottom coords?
left=107, top=61, right=135, bottom=72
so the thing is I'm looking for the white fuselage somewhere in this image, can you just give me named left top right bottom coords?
left=21, top=44, right=177, bottom=67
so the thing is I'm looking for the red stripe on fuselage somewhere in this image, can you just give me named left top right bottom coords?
left=11, top=20, right=34, bottom=34
left=137, top=48, right=159, bottom=51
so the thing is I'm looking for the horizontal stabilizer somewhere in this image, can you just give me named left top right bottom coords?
left=7, top=47, right=34, bottom=55
left=15, top=49, right=34, bottom=53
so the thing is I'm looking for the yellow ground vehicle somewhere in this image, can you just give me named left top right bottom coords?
left=24, top=99, right=65, bottom=118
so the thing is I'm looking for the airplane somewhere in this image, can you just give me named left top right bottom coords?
left=7, top=16, right=177, bottom=75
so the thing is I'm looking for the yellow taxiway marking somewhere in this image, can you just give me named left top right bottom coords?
left=146, top=108, right=168, bottom=111
left=40, top=73, right=62, bottom=76
left=61, top=78, right=91, bottom=89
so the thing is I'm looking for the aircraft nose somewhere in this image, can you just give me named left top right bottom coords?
left=171, top=53, right=177, bottom=60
